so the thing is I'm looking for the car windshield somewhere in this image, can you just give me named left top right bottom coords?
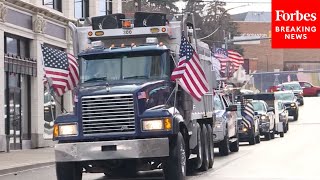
left=275, top=93, right=295, bottom=101
left=252, top=101, right=266, bottom=112
left=80, top=50, right=170, bottom=83
left=282, top=83, right=302, bottom=90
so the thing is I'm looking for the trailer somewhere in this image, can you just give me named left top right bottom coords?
left=53, top=12, right=217, bottom=180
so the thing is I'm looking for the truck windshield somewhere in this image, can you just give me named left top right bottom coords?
left=252, top=101, right=266, bottom=112
left=275, top=93, right=294, bottom=101
left=80, top=50, right=170, bottom=83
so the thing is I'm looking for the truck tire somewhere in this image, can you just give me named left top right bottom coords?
left=317, top=91, right=320, bottom=97
left=265, top=132, right=271, bottom=140
left=229, top=135, right=239, bottom=152
left=56, top=162, right=82, bottom=180
left=163, top=133, right=186, bottom=180
left=294, top=111, right=299, bottom=121
left=205, top=124, right=214, bottom=168
left=270, top=130, right=275, bottom=139
left=219, top=131, right=229, bottom=156
left=200, top=124, right=209, bottom=171
left=191, top=123, right=203, bottom=169
left=255, top=134, right=261, bottom=143
left=280, top=131, right=284, bottom=138
left=248, top=129, right=256, bottom=145
left=283, top=122, right=287, bottom=133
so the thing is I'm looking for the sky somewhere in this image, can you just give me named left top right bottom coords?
left=175, top=0, right=271, bottom=15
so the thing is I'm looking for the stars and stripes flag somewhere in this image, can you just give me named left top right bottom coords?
left=241, top=101, right=255, bottom=129
left=41, top=45, right=79, bottom=96
left=214, top=48, right=244, bottom=72
left=171, top=35, right=209, bottom=101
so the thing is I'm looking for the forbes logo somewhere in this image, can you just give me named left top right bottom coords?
left=275, top=10, right=317, bottom=21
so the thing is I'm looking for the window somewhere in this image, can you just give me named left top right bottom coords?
left=303, top=82, right=312, bottom=88
left=4, top=34, right=30, bottom=58
left=214, top=95, right=224, bottom=111
left=98, top=0, right=112, bottom=15
left=74, top=0, right=89, bottom=19
left=43, top=0, right=62, bottom=12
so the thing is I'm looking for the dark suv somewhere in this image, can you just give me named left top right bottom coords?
left=279, top=82, right=304, bottom=106
left=274, top=91, right=299, bottom=121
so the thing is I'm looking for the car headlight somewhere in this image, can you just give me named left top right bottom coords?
left=142, top=118, right=172, bottom=131
left=291, top=103, right=296, bottom=107
left=260, top=115, right=269, bottom=122
left=53, top=123, right=78, bottom=138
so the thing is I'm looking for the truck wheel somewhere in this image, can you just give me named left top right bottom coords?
left=56, top=162, right=82, bottom=180
left=283, top=122, right=288, bottom=133
left=248, top=129, right=256, bottom=145
left=294, top=111, right=299, bottom=121
left=265, top=132, right=271, bottom=140
left=191, top=123, right=203, bottom=169
left=255, top=134, right=261, bottom=143
left=317, top=92, right=320, bottom=97
left=200, top=124, right=209, bottom=171
left=205, top=124, right=214, bottom=168
left=280, top=132, right=284, bottom=138
left=163, top=133, right=186, bottom=180
left=270, top=130, right=275, bottom=139
left=229, top=138, right=239, bottom=152
left=219, top=133, right=229, bottom=156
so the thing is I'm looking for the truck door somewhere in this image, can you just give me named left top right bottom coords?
left=222, top=95, right=237, bottom=137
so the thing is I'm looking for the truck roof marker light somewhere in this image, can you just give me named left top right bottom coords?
left=131, top=43, right=136, bottom=47
left=110, top=44, right=115, bottom=48
left=159, top=42, right=164, bottom=46
left=122, top=19, right=134, bottom=29
left=121, top=43, right=125, bottom=48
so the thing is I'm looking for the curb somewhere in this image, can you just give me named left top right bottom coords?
left=0, top=162, right=55, bottom=175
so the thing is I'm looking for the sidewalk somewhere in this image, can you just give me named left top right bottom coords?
left=0, top=147, right=55, bottom=175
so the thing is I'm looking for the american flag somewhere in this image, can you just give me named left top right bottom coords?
left=214, top=48, right=244, bottom=72
left=171, top=35, right=209, bottom=101
left=241, top=101, right=255, bottom=129
left=42, top=45, right=79, bottom=96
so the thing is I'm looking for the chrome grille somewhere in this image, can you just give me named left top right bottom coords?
left=81, top=94, right=135, bottom=136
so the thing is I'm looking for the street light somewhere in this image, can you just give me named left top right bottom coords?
left=199, top=4, right=249, bottom=40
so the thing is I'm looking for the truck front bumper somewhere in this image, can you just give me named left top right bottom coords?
left=55, top=138, right=169, bottom=162
left=213, top=130, right=224, bottom=143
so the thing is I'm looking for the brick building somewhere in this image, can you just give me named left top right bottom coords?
left=232, top=11, right=320, bottom=73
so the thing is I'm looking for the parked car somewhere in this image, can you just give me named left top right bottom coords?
left=252, top=100, right=276, bottom=140
left=237, top=100, right=260, bottom=145
left=274, top=91, right=299, bottom=121
left=277, top=101, right=289, bottom=133
left=299, top=81, right=320, bottom=97
left=213, top=93, right=239, bottom=156
left=279, top=82, right=304, bottom=105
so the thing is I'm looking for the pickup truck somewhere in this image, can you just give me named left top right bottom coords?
left=213, top=93, right=239, bottom=156
left=299, top=81, right=320, bottom=97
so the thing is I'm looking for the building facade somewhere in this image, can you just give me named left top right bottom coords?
left=232, top=11, right=320, bottom=73
left=0, top=0, right=122, bottom=152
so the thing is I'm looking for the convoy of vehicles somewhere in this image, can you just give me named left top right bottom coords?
left=213, top=93, right=239, bottom=156
left=299, top=81, right=320, bottom=97
left=50, top=11, right=299, bottom=180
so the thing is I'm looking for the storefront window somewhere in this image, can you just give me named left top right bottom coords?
left=6, top=37, right=18, bottom=56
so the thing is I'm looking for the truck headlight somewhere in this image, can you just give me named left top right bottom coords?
left=291, top=103, right=296, bottom=107
left=260, top=115, right=269, bottom=122
left=53, top=123, right=78, bottom=138
left=142, top=118, right=172, bottom=131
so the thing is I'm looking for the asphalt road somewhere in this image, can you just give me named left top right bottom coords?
left=1, top=97, right=320, bottom=180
